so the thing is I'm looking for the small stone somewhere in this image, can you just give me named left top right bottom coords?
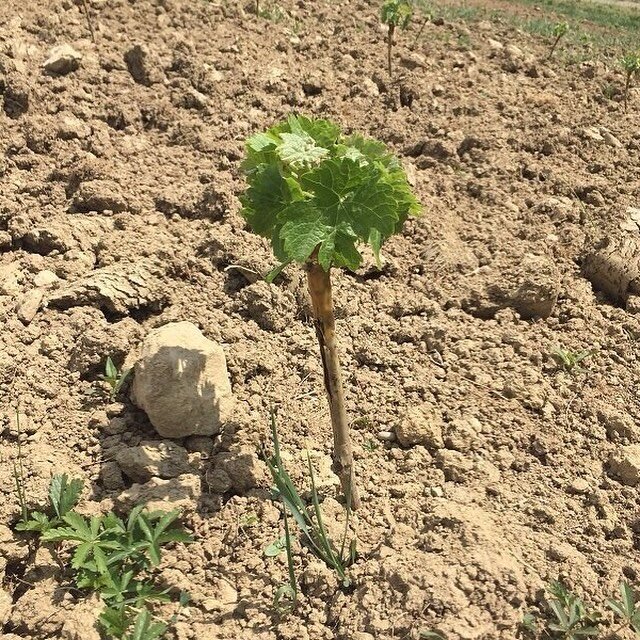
left=608, top=445, right=640, bottom=486
left=116, top=474, right=201, bottom=512
left=16, top=288, right=44, bottom=324
left=361, top=77, right=379, bottom=97
left=124, top=44, right=162, bottom=86
left=395, top=403, right=444, bottom=449
left=429, top=486, right=444, bottom=497
left=568, top=478, right=590, bottom=494
left=71, top=179, right=128, bottom=213
left=377, top=430, right=395, bottom=442
left=43, top=44, right=82, bottom=75
left=115, top=441, right=193, bottom=482
left=57, top=115, right=91, bottom=140
left=581, top=126, right=604, bottom=142
left=601, top=130, right=622, bottom=148
left=131, top=322, right=234, bottom=438
left=487, top=38, right=503, bottom=52
left=33, top=270, right=59, bottom=288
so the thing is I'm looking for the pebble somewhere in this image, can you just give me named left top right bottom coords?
left=16, top=289, right=44, bottom=324
left=568, top=478, right=590, bottom=494
left=43, top=44, right=82, bottom=75
left=377, top=430, right=395, bottom=442
left=33, top=270, right=59, bottom=288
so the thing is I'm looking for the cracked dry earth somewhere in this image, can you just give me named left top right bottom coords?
left=2, top=0, right=640, bottom=638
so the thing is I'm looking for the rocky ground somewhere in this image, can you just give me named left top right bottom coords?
left=2, top=0, right=640, bottom=638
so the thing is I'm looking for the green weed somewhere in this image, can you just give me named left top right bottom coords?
left=15, top=474, right=191, bottom=639
left=524, top=581, right=640, bottom=639
left=551, top=346, right=595, bottom=373
left=263, top=413, right=357, bottom=603
left=546, top=581, right=602, bottom=638
left=101, top=356, right=132, bottom=401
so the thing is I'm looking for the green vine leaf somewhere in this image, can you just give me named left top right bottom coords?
left=241, top=115, right=419, bottom=272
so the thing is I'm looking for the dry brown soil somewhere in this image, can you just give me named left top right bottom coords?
left=2, top=0, right=640, bottom=638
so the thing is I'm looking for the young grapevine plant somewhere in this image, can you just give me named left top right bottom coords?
left=621, top=52, right=640, bottom=110
left=241, top=115, right=419, bottom=508
left=548, top=22, right=568, bottom=59
left=381, top=0, right=413, bottom=77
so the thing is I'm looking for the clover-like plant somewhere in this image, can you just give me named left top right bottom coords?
left=548, top=22, right=568, bottom=59
left=241, top=115, right=420, bottom=508
left=621, top=53, right=640, bottom=110
left=381, top=0, right=413, bottom=77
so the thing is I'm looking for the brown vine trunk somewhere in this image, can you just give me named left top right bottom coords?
left=387, top=24, right=395, bottom=78
left=624, top=70, right=631, bottom=111
left=547, top=34, right=562, bottom=59
left=80, top=0, right=96, bottom=43
left=306, top=257, right=360, bottom=510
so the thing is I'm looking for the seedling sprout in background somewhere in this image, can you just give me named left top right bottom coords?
left=551, top=346, right=595, bottom=373
left=548, top=22, right=569, bottom=59
left=381, top=0, right=414, bottom=77
left=621, top=52, right=640, bottom=110
left=241, top=115, right=419, bottom=509
left=15, top=474, right=191, bottom=640
left=101, top=356, right=132, bottom=400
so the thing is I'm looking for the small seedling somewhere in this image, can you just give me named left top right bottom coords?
left=381, top=0, right=413, bottom=77
left=101, top=356, right=132, bottom=400
left=16, top=474, right=191, bottom=639
left=241, top=115, right=419, bottom=509
left=413, top=11, right=431, bottom=48
left=263, top=413, right=357, bottom=593
left=548, top=22, right=568, bottom=59
left=546, top=581, right=602, bottom=639
left=607, top=582, right=640, bottom=635
left=621, top=53, right=640, bottom=110
left=264, top=536, right=287, bottom=557
left=551, top=346, right=595, bottom=373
